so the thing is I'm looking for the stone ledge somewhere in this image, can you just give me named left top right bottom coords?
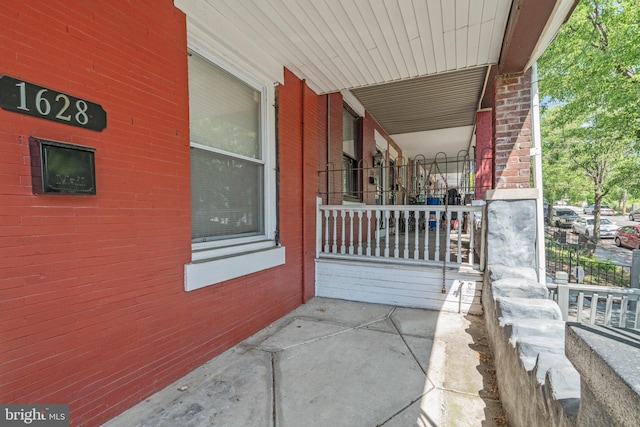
left=495, top=296, right=562, bottom=326
left=566, top=323, right=640, bottom=426
left=483, top=265, right=579, bottom=426
left=488, top=264, right=538, bottom=282
left=504, top=319, right=565, bottom=346
left=517, top=338, right=565, bottom=371
left=545, top=361, right=581, bottom=402
left=492, top=277, right=549, bottom=299
left=545, top=363, right=581, bottom=426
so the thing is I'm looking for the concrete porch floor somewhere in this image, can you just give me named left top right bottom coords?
left=102, top=298, right=507, bottom=427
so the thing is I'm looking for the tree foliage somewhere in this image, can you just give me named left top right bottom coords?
left=538, top=0, right=640, bottom=238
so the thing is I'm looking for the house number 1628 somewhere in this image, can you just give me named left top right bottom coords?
left=0, top=75, right=107, bottom=131
left=16, top=82, right=90, bottom=125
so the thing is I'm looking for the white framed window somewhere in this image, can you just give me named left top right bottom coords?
left=185, top=46, right=284, bottom=291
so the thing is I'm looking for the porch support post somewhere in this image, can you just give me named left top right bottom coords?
left=493, top=68, right=532, bottom=190
left=316, top=197, right=322, bottom=258
left=475, top=110, right=493, bottom=200
left=531, top=63, right=546, bottom=284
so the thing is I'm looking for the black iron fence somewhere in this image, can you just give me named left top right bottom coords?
left=545, top=231, right=631, bottom=287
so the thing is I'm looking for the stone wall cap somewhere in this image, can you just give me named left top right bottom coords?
left=566, top=322, right=640, bottom=422
left=488, top=264, right=538, bottom=282
left=566, top=323, right=640, bottom=395
left=492, top=278, right=549, bottom=299
left=497, top=297, right=563, bottom=326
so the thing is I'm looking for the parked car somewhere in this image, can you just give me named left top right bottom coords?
left=628, top=209, right=640, bottom=221
left=572, top=217, right=618, bottom=238
left=583, top=205, right=615, bottom=215
left=551, top=207, right=580, bottom=228
left=615, top=225, right=640, bottom=249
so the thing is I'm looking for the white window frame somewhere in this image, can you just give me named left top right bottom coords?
left=184, top=42, right=284, bottom=292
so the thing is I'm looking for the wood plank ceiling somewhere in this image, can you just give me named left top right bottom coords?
left=201, top=0, right=511, bottom=94
left=178, top=0, right=577, bottom=155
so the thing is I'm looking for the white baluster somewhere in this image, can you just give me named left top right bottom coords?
left=394, top=210, right=400, bottom=258
left=434, top=210, right=441, bottom=262
left=340, top=210, right=346, bottom=254
left=384, top=210, right=390, bottom=258
left=366, top=210, right=372, bottom=256
left=469, top=210, right=475, bottom=265
left=324, top=210, right=330, bottom=253
left=604, top=295, right=613, bottom=326
left=414, top=209, right=419, bottom=260
left=357, top=211, right=363, bottom=255
left=577, top=292, right=584, bottom=323
left=332, top=210, right=338, bottom=253
left=620, top=297, right=629, bottom=328
left=348, top=210, right=354, bottom=255
left=456, top=210, right=462, bottom=263
left=375, top=210, right=381, bottom=257
left=424, top=210, right=430, bottom=261
left=445, top=210, right=451, bottom=264
left=590, top=293, right=598, bottom=324
left=404, top=209, right=409, bottom=259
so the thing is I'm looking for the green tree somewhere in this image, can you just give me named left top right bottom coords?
left=541, top=108, right=591, bottom=205
left=538, top=0, right=640, bottom=239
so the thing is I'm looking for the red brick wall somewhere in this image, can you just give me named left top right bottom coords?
left=363, top=113, right=401, bottom=205
left=0, top=2, right=316, bottom=425
left=317, top=95, right=398, bottom=205
left=328, top=92, right=346, bottom=203
left=277, top=71, right=320, bottom=303
left=475, top=110, right=493, bottom=199
left=493, top=70, right=532, bottom=189
left=317, top=94, right=330, bottom=203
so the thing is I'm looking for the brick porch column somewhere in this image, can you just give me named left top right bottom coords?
left=475, top=110, right=493, bottom=200
left=493, top=69, right=532, bottom=189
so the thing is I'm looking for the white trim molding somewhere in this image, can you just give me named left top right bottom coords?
left=341, top=90, right=366, bottom=117
left=185, top=246, right=285, bottom=291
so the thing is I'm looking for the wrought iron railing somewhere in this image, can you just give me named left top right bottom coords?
left=545, top=234, right=631, bottom=287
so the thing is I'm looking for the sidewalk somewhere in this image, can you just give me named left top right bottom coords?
left=103, top=298, right=506, bottom=427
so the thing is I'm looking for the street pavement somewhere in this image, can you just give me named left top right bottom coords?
left=554, top=205, right=637, bottom=267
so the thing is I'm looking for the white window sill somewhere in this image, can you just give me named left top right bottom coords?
left=184, top=244, right=285, bottom=292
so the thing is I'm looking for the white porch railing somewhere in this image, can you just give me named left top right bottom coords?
left=316, top=199, right=485, bottom=270
left=548, top=272, right=640, bottom=329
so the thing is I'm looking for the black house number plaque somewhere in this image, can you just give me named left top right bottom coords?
left=0, top=75, right=106, bottom=131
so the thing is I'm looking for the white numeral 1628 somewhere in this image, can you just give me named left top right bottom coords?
left=15, top=82, right=89, bottom=125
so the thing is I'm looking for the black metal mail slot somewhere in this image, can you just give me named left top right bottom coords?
left=30, top=137, right=96, bottom=195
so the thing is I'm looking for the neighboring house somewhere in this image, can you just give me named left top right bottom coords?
left=0, top=1, right=578, bottom=425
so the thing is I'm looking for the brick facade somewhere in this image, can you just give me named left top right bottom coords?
left=0, top=3, right=318, bottom=425
left=0, top=2, right=535, bottom=426
left=317, top=95, right=399, bottom=205
left=475, top=110, right=493, bottom=199
left=493, top=69, right=532, bottom=189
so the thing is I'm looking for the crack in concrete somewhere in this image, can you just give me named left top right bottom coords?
left=271, top=352, right=277, bottom=427
left=389, top=310, right=428, bottom=376
left=260, top=307, right=400, bottom=426
left=243, top=308, right=399, bottom=353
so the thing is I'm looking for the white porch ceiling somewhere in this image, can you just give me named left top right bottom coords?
left=392, top=126, right=476, bottom=160
left=193, top=0, right=512, bottom=94
left=176, top=0, right=577, bottom=158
